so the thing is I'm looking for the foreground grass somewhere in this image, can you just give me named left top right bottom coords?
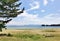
left=0, top=29, right=60, bottom=41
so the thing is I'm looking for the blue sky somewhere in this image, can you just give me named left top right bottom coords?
left=7, top=0, right=60, bottom=25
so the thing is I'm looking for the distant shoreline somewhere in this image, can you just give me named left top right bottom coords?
left=41, top=24, right=60, bottom=26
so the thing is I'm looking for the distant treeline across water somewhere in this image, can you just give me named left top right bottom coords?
left=41, top=24, right=60, bottom=26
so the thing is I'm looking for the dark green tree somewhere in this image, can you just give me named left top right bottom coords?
left=0, top=0, right=24, bottom=31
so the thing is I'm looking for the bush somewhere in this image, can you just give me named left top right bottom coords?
left=7, top=33, right=12, bottom=37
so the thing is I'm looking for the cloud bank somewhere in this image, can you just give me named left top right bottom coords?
left=7, top=11, right=60, bottom=25
left=6, top=0, right=60, bottom=25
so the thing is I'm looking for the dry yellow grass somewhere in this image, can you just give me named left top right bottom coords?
left=0, top=28, right=60, bottom=41
left=1, top=28, right=60, bottom=35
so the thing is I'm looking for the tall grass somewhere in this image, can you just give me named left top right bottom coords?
left=0, top=29, right=60, bottom=41
left=42, top=29, right=56, bottom=32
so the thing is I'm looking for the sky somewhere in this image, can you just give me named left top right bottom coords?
left=7, top=0, right=60, bottom=25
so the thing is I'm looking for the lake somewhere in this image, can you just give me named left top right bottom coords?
left=6, top=26, right=60, bottom=29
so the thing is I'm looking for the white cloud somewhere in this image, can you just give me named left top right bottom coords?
left=6, top=11, right=41, bottom=25
left=44, top=14, right=54, bottom=19
left=41, top=9, right=46, bottom=12
left=18, top=11, right=38, bottom=19
left=42, top=13, right=60, bottom=24
left=26, top=1, right=40, bottom=11
left=43, top=0, right=54, bottom=6
left=44, top=13, right=60, bottom=19
left=43, top=0, right=48, bottom=6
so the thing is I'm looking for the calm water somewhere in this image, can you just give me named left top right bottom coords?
left=6, top=26, right=60, bottom=29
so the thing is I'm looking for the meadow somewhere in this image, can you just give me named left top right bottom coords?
left=0, top=28, right=60, bottom=41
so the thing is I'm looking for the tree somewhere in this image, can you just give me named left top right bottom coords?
left=0, top=0, right=24, bottom=31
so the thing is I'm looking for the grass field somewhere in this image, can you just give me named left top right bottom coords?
left=0, top=28, right=60, bottom=41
